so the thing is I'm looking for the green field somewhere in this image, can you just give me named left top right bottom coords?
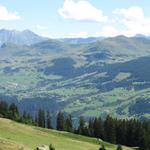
left=0, top=118, right=135, bottom=150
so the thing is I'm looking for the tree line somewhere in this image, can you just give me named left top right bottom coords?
left=55, top=113, right=150, bottom=150
left=0, top=101, right=150, bottom=150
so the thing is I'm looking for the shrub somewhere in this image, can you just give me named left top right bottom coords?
left=99, top=144, right=106, bottom=150
left=49, top=144, right=55, bottom=150
left=116, top=145, right=123, bottom=150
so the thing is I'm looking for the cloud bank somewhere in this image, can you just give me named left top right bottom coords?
left=0, top=5, right=20, bottom=21
left=113, top=6, right=150, bottom=36
left=59, top=1, right=150, bottom=37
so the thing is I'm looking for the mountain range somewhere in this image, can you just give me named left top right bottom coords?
left=0, top=29, right=47, bottom=46
left=59, top=37, right=104, bottom=44
left=0, top=29, right=150, bottom=121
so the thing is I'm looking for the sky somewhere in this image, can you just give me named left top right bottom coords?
left=0, top=0, right=150, bottom=38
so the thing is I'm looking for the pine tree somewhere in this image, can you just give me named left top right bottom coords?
left=21, top=111, right=27, bottom=124
left=116, top=120, right=127, bottom=145
left=104, top=116, right=116, bottom=144
left=23, top=111, right=27, bottom=120
left=26, top=113, right=33, bottom=125
left=0, top=101, right=8, bottom=117
left=142, top=121, right=150, bottom=150
left=65, top=114, right=73, bottom=132
left=88, top=118, right=94, bottom=137
left=47, top=111, right=52, bottom=129
left=126, top=119, right=138, bottom=146
left=78, top=116, right=86, bottom=135
left=8, top=103, right=20, bottom=121
left=93, top=117, right=104, bottom=139
left=56, top=111, right=65, bottom=131
left=38, top=108, right=45, bottom=128
left=34, top=114, right=38, bottom=126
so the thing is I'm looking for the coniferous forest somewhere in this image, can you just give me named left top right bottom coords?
left=0, top=101, right=150, bottom=150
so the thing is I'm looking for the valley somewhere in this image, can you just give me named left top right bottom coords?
left=0, top=32, right=150, bottom=120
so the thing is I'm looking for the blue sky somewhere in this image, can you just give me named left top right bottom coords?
left=0, top=0, right=149, bottom=38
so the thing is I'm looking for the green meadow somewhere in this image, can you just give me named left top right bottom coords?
left=0, top=118, right=135, bottom=150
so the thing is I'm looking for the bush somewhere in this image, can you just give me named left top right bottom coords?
left=116, top=145, right=123, bottom=150
left=49, top=144, right=55, bottom=150
left=99, top=144, right=106, bottom=150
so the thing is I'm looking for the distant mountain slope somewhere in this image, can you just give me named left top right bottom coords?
left=31, top=39, right=71, bottom=52
left=59, top=37, right=104, bottom=44
left=0, top=29, right=47, bottom=46
left=135, top=34, right=150, bottom=40
left=86, top=35, right=150, bottom=56
left=0, top=34, right=150, bottom=120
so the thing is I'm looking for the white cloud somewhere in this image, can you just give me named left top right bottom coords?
left=58, top=0, right=107, bottom=23
left=114, top=6, right=144, bottom=21
left=99, top=25, right=120, bottom=37
left=58, top=3, right=150, bottom=37
left=0, top=5, right=20, bottom=21
left=36, top=25, right=48, bottom=30
left=113, top=6, right=150, bottom=36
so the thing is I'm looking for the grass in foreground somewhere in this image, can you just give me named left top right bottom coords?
left=0, top=118, right=134, bottom=150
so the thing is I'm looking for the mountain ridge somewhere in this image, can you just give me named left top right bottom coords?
left=0, top=29, right=48, bottom=46
left=0, top=29, right=150, bottom=120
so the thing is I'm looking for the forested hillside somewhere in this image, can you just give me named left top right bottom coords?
left=0, top=33, right=150, bottom=120
left=0, top=101, right=150, bottom=150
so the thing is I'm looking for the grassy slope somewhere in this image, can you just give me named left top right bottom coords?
left=0, top=118, right=134, bottom=150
